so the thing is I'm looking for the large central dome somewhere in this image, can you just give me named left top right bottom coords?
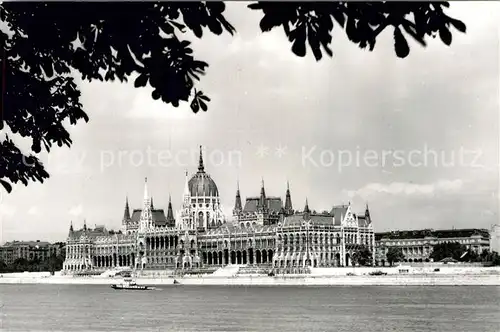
left=188, top=146, right=219, bottom=197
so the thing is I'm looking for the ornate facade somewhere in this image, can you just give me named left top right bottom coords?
left=63, top=146, right=375, bottom=273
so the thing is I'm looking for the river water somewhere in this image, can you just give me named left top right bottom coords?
left=0, top=285, right=499, bottom=331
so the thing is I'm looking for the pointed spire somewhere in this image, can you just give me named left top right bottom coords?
left=69, top=221, right=74, bottom=232
left=304, top=198, right=310, bottom=213
left=83, top=219, right=87, bottom=231
left=303, top=198, right=311, bottom=220
left=259, top=177, right=267, bottom=211
left=233, top=180, right=242, bottom=215
left=198, top=145, right=205, bottom=173
left=139, top=177, right=153, bottom=232
left=365, top=202, right=371, bottom=220
left=150, top=196, right=154, bottom=210
left=166, top=194, right=175, bottom=226
left=122, top=196, right=131, bottom=224
left=285, top=180, right=293, bottom=215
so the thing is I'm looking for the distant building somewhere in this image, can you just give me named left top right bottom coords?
left=63, top=146, right=375, bottom=273
left=0, top=240, right=63, bottom=265
left=375, top=228, right=490, bottom=266
left=490, top=225, right=500, bottom=253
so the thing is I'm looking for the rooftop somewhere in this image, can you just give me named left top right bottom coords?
left=375, top=228, right=490, bottom=241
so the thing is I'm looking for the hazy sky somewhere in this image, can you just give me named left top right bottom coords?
left=1, top=2, right=499, bottom=243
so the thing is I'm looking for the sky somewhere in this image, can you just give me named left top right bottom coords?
left=1, top=2, right=499, bottom=243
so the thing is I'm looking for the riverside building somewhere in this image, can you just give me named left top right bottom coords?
left=63, top=147, right=375, bottom=273
left=374, top=228, right=491, bottom=266
left=0, top=241, right=63, bottom=265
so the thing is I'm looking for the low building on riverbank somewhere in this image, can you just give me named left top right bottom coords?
left=374, top=228, right=491, bottom=266
left=0, top=241, right=64, bottom=265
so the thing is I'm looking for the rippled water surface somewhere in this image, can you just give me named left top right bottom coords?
left=0, top=285, right=499, bottom=331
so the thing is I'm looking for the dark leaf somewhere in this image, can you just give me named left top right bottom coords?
left=346, top=16, right=358, bottom=43
left=198, top=94, right=210, bottom=102
left=152, top=90, right=161, bottom=100
left=394, top=27, right=410, bottom=58
left=199, top=100, right=207, bottom=112
left=191, top=99, right=200, bottom=113
left=247, top=3, right=263, bottom=10
left=0, top=179, right=12, bottom=193
left=308, top=31, right=323, bottom=61
left=332, top=10, right=345, bottom=27
left=449, top=18, right=466, bottom=33
left=323, top=44, right=333, bottom=57
left=439, top=27, right=452, bottom=46
left=259, top=14, right=277, bottom=32
left=192, top=26, right=203, bottom=38
left=134, top=74, right=148, bottom=88
left=402, top=22, right=426, bottom=47
left=291, top=23, right=307, bottom=57
left=292, top=38, right=306, bottom=57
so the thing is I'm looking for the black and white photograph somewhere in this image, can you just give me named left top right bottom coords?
left=0, top=1, right=499, bottom=331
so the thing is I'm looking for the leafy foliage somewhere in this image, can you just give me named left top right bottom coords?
left=386, top=247, right=405, bottom=266
left=479, top=249, right=500, bottom=266
left=352, top=245, right=373, bottom=266
left=248, top=2, right=466, bottom=60
left=0, top=2, right=465, bottom=193
left=429, top=241, right=466, bottom=261
left=0, top=2, right=234, bottom=193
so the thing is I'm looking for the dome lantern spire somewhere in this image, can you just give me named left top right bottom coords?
left=198, top=145, right=205, bottom=173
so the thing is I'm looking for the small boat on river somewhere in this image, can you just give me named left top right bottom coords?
left=111, top=277, right=154, bottom=291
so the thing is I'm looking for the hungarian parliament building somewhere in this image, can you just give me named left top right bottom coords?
left=63, top=147, right=375, bottom=273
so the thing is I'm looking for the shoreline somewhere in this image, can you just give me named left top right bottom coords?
left=1, top=273, right=499, bottom=286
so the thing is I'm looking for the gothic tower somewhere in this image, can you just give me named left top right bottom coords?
left=365, top=203, right=371, bottom=223
left=166, top=195, right=175, bottom=227
left=284, top=181, right=293, bottom=215
left=303, top=198, right=311, bottom=220
left=233, top=180, right=242, bottom=216
left=258, top=178, right=267, bottom=213
left=122, top=196, right=131, bottom=227
left=139, top=177, right=153, bottom=232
